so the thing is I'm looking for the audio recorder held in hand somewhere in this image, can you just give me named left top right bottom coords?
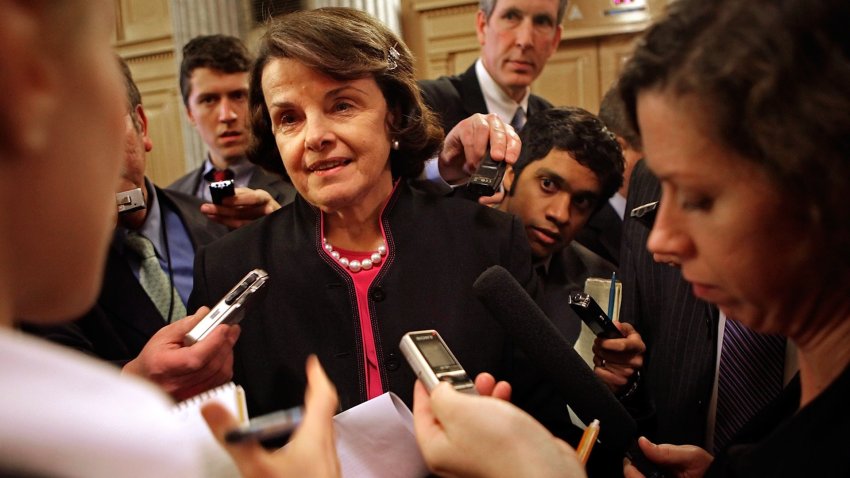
left=567, top=291, right=624, bottom=340
left=400, top=330, right=478, bottom=395
left=466, top=148, right=506, bottom=198
left=184, top=268, right=269, bottom=345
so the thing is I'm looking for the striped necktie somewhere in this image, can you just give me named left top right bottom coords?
left=124, top=232, right=187, bottom=323
left=510, top=107, right=526, bottom=132
left=713, top=318, right=785, bottom=452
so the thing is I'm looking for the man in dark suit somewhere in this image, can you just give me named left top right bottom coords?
left=614, top=158, right=718, bottom=446
left=575, top=87, right=644, bottom=266
left=25, top=60, right=237, bottom=401
left=168, top=34, right=296, bottom=227
left=498, top=107, right=624, bottom=348
left=419, top=0, right=566, bottom=139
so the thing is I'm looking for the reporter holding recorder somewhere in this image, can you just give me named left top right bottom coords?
left=413, top=0, right=850, bottom=476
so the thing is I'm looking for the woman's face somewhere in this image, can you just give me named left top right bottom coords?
left=11, top=0, right=125, bottom=321
left=261, top=58, right=395, bottom=214
left=638, top=91, right=808, bottom=335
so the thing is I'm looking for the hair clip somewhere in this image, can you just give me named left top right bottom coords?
left=600, top=125, right=617, bottom=142
left=387, top=43, right=400, bottom=71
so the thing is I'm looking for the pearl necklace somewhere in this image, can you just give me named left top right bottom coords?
left=323, top=238, right=387, bottom=273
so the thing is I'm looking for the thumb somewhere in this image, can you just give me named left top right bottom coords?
left=169, top=306, right=211, bottom=333
left=201, top=402, right=267, bottom=470
left=638, top=436, right=697, bottom=468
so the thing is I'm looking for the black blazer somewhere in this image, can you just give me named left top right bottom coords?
left=168, top=162, right=297, bottom=206
left=418, top=62, right=554, bottom=135
left=188, top=184, right=582, bottom=429
left=619, top=159, right=718, bottom=446
left=24, top=186, right=228, bottom=365
left=575, top=201, right=623, bottom=267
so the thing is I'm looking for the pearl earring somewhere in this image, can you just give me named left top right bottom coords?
left=391, top=139, right=400, bottom=150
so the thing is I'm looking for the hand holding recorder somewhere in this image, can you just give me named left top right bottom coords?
left=412, top=381, right=586, bottom=478
left=200, top=187, right=282, bottom=229
left=122, top=306, right=240, bottom=401
left=437, top=113, right=520, bottom=189
left=184, top=269, right=269, bottom=345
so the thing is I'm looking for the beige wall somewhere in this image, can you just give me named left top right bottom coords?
left=114, top=0, right=186, bottom=186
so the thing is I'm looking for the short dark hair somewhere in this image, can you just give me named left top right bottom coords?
left=479, top=0, right=569, bottom=24
left=510, top=107, right=624, bottom=206
left=598, top=86, right=641, bottom=151
left=248, top=8, right=444, bottom=180
left=118, top=56, right=143, bottom=131
left=618, top=0, right=850, bottom=267
left=179, top=34, right=252, bottom=106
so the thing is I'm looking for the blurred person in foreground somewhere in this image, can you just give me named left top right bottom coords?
left=23, top=58, right=236, bottom=401
left=414, top=0, right=850, bottom=476
left=0, top=0, right=338, bottom=476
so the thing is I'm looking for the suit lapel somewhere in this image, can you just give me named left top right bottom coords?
left=459, top=64, right=488, bottom=116
left=159, top=187, right=227, bottom=248
left=98, top=246, right=165, bottom=340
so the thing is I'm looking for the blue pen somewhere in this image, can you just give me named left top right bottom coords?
left=607, top=271, right=617, bottom=319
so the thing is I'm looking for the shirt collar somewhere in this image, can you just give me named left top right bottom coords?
left=200, top=155, right=253, bottom=179
left=475, top=58, right=530, bottom=124
left=609, top=192, right=627, bottom=220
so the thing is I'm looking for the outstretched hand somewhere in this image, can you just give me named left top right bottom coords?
left=438, top=113, right=521, bottom=186
left=122, top=306, right=239, bottom=401
left=200, top=187, right=281, bottom=229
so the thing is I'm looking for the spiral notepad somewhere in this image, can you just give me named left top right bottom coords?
left=172, top=382, right=248, bottom=424
left=172, top=382, right=248, bottom=478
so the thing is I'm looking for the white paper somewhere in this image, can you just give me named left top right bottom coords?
left=333, top=392, right=429, bottom=478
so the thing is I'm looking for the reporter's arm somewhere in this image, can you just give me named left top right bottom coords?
left=202, top=355, right=340, bottom=478
left=122, top=306, right=239, bottom=401
left=413, top=381, right=585, bottom=478
left=592, top=322, right=646, bottom=394
left=428, top=113, right=521, bottom=186
left=200, top=187, right=281, bottom=229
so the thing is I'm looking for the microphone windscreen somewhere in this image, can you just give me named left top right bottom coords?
left=473, top=265, right=637, bottom=454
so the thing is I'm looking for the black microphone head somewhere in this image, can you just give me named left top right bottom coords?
left=473, top=265, right=637, bottom=454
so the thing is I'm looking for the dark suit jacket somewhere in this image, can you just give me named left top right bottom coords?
left=24, top=186, right=228, bottom=365
left=540, top=242, right=617, bottom=345
left=619, top=159, right=718, bottom=446
left=168, top=162, right=297, bottom=206
left=418, top=62, right=553, bottom=135
left=575, top=201, right=622, bottom=266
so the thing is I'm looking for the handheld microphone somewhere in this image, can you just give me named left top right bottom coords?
left=473, top=265, right=665, bottom=477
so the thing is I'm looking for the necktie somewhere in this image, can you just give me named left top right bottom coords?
left=204, top=168, right=235, bottom=183
left=510, top=107, right=526, bottom=132
left=714, top=317, right=785, bottom=452
left=124, top=232, right=187, bottom=323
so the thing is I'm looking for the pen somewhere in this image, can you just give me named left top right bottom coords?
left=607, top=272, right=617, bottom=320
left=224, top=406, right=304, bottom=443
left=577, top=419, right=600, bottom=465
